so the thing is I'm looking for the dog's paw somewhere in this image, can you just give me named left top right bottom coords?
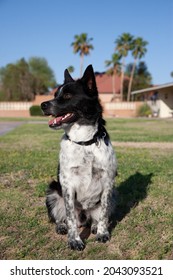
left=96, top=232, right=110, bottom=243
left=91, top=224, right=97, bottom=235
left=68, top=239, right=85, bottom=251
left=55, top=223, right=68, bottom=235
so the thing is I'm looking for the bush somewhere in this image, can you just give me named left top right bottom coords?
left=29, top=105, right=43, bottom=116
left=137, top=103, right=152, bottom=117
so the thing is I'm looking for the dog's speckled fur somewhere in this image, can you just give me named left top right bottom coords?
left=41, top=65, right=117, bottom=250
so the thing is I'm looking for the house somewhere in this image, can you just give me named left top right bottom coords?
left=95, top=72, right=122, bottom=102
left=131, top=82, right=173, bottom=118
left=48, top=72, right=123, bottom=103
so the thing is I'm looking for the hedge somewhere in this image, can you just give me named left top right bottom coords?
left=29, top=105, right=43, bottom=116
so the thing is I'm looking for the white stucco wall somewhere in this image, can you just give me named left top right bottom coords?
left=159, top=100, right=172, bottom=118
left=148, top=97, right=173, bottom=118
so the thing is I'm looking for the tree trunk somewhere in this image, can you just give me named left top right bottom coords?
left=120, top=57, right=125, bottom=101
left=80, top=53, right=84, bottom=77
left=127, top=58, right=137, bottom=102
left=111, top=68, right=116, bottom=102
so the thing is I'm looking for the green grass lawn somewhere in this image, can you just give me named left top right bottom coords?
left=0, top=118, right=173, bottom=259
left=106, top=118, right=173, bottom=142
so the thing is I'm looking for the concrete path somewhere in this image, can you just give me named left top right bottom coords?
left=0, top=120, right=47, bottom=136
left=0, top=122, right=24, bottom=136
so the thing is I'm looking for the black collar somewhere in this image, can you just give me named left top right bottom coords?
left=65, top=126, right=109, bottom=146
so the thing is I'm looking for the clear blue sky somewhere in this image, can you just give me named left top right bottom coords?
left=0, top=0, right=173, bottom=86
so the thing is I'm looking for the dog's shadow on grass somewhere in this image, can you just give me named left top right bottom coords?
left=80, top=172, right=153, bottom=241
left=109, top=171, right=153, bottom=232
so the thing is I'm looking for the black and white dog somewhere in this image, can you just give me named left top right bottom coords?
left=41, top=65, right=117, bottom=250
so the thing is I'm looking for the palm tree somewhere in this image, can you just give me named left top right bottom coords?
left=67, top=65, right=75, bottom=74
left=127, top=37, right=148, bottom=101
left=115, top=33, right=134, bottom=100
left=105, top=52, right=121, bottom=101
left=71, top=33, right=94, bottom=77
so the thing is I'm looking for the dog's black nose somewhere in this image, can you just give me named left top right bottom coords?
left=41, top=102, right=48, bottom=110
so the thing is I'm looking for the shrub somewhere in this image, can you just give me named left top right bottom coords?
left=29, top=105, right=43, bottom=116
left=137, top=103, right=152, bottom=117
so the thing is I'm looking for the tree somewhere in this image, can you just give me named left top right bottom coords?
left=0, top=63, right=20, bottom=100
left=134, top=61, right=152, bottom=90
left=124, top=61, right=152, bottom=99
left=170, top=71, right=173, bottom=78
left=71, top=33, right=94, bottom=77
left=127, top=37, right=148, bottom=101
left=115, top=33, right=134, bottom=100
left=105, top=52, right=121, bottom=101
left=28, top=57, right=56, bottom=94
left=16, top=58, right=34, bottom=100
left=0, top=58, right=34, bottom=101
left=0, top=57, right=56, bottom=101
left=67, top=65, right=75, bottom=74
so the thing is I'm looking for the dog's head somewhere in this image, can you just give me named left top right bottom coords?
left=41, top=65, right=103, bottom=129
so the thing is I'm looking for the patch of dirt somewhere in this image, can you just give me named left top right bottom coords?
left=0, top=170, right=29, bottom=188
left=112, top=141, right=173, bottom=149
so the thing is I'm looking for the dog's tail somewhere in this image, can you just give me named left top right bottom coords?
left=46, top=180, right=63, bottom=223
left=47, top=180, right=62, bottom=196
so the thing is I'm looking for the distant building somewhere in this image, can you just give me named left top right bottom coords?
left=131, top=82, right=173, bottom=118
left=95, top=72, right=121, bottom=93
left=48, top=72, right=125, bottom=103
left=95, top=72, right=128, bottom=103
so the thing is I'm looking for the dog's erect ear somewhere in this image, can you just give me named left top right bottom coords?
left=64, top=69, right=74, bottom=83
left=81, top=65, right=97, bottom=94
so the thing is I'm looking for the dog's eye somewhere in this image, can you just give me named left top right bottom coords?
left=63, top=93, right=72, bottom=100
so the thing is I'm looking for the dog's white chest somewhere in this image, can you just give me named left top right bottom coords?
left=59, top=135, right=116, bottom=209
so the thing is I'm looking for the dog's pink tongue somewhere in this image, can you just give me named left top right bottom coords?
left=48, top=116, right=62, bottom=126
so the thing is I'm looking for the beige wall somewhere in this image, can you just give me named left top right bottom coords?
left=0, top=96, right=52, bottom=118
left=0, top=96, right=145, bottom=119
left=159, top=88, right=173, bottom=108
left=104, top=102, right=143, bottom=117
left=0, top=110, right=30, bottom=118
left=0, top=102, right=32, bottom=117
left=33, top=95, right=52, bottom=105
left=148, top=88, right=173, bottom=118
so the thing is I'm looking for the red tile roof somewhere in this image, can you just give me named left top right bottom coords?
left=95, top=72, right=121, bottom=94
left=48, top=72, right=128, bottom=95
left=48, top=87, right=59, bottom=96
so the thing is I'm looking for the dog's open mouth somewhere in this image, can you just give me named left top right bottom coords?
left=48, top=113, right=75, bottom=128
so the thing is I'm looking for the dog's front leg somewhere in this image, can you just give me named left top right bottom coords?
left=96, top=187, right=112, bottom=243
left=63, top=188, right=85, bottom=251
